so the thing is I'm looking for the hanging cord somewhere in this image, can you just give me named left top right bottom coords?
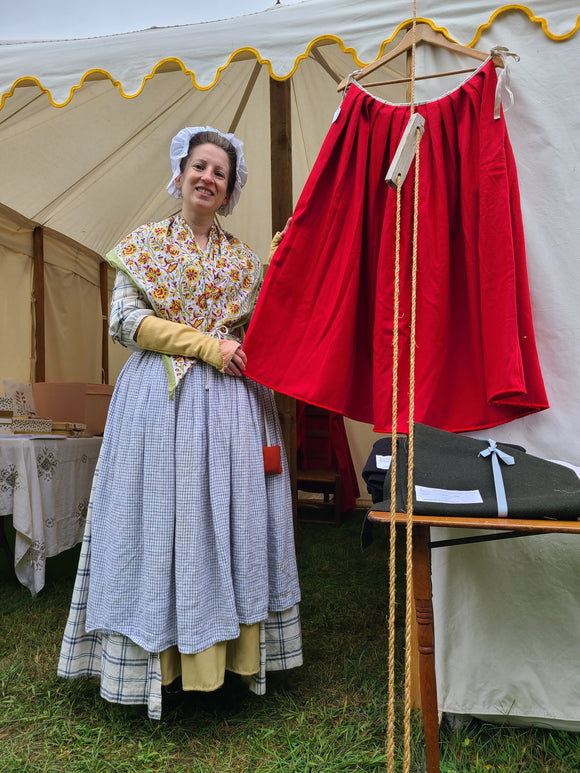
left=387, top=1, right=419, bottom=771
left=386, top=173, right=402, bottom=772
left=403, top=3, right=419, bottom=771
left=403, top=106, right=420, bottom=773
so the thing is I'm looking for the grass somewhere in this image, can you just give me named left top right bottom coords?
left=1, top=511, right=579, bottom=772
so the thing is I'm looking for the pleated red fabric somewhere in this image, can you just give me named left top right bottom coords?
left=244, top=61, right=548, bottom=433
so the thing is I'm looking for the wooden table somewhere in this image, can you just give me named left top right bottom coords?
left=366, top=510, right=580, bottom=773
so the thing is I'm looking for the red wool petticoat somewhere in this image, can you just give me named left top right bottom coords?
left=244, top=60, right=548, bottom=433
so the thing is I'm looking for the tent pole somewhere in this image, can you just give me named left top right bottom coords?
left=269, top=77, right=298, bottom=524
left=99, top=262, right=109, bottom=384
left=32, top=226, right=45, bottom=383
left=269, top=77, right=293, bottom=232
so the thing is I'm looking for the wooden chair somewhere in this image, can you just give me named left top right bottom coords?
left=296, top=404, right=343, bottom=526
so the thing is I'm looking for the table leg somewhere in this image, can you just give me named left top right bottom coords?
left=412, top=524, right=440, bottom=773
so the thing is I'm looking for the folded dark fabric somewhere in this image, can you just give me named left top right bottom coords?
left=370, top=423, right=580, bottom=520
left=362, top=433, right=524, bottom=508
left=362, top=436, right=399, bottom=505
left=361, top=437, right=401, bottom=549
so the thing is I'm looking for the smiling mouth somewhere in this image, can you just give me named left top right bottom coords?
left=196, top=186, right=214, bottom=196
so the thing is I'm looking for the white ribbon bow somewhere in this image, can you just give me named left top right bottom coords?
left=490, top=46, right=520, bottom=119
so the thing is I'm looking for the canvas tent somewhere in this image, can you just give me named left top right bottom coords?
left=1, top=0, right=579, bottom=730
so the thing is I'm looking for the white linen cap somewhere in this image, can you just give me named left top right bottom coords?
left=166, top=126, right=248, bottom=216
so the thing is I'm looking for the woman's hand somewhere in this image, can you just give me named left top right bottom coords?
left=269, top=217, right=293, bottom=260
left=280, top=217, right=292, bottom=239
left=219, top=340, right=247, bottom=376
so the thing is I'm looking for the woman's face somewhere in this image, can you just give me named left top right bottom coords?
left=176, top=143, right=231, bottom=219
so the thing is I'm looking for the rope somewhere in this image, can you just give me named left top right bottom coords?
left=403, top=113, right=420, bottom=773
left=386, top=1, right=420, bottom=771
left=386, top=173, right=402, bottom=772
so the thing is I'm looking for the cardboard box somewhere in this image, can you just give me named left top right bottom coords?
left=32, top=382, right=113, bottom=436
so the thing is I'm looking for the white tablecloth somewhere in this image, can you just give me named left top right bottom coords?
left=0, top=435, right=101, bottom=594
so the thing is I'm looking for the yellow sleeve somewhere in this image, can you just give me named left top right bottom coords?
left=136, top=316, right=225, bottom=372
left=269, top=231, right=284, bottom=261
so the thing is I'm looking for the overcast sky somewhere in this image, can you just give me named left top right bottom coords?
left=1, top=0, right=304, bottom=40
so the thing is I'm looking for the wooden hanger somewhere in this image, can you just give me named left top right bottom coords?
left=337, top=22, right=503, bottom=92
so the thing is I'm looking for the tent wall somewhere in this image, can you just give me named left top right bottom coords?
left=43, top=232, right=103, bottom=383
left=0, top=206, right=128, bottom=387
left=0, top=208, right=34, bottom=384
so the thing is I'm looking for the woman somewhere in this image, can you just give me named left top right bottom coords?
left=58, top=127, right=302, bottom=720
